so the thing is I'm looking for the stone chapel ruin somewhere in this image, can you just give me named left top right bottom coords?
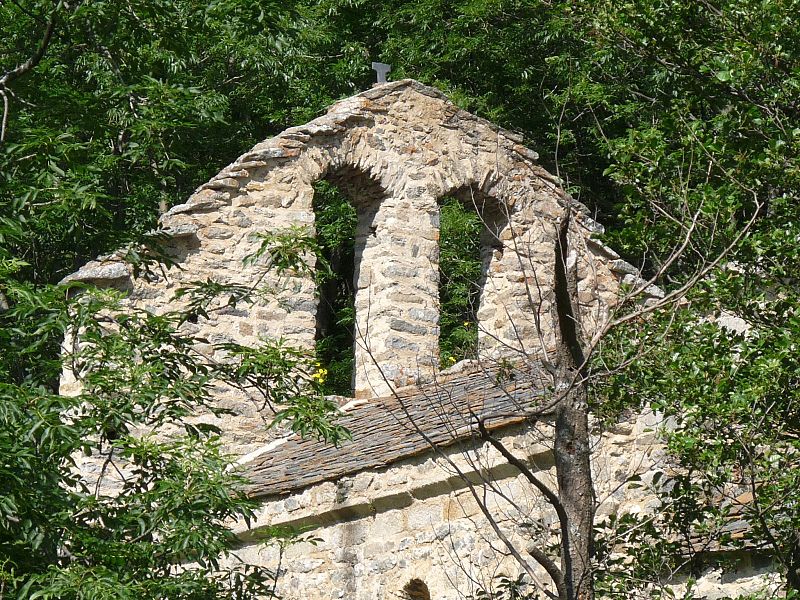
left=63, top=80, right=780, bottom=599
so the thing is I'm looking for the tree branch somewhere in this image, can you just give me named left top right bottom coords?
left=0, top=4, right=58, bottom=143
left=0, top=90, right=8, bottom=145
left=477, top=419, right=568, bottom=598
left=0, top=8, right=57, bottom=89
left=477, top=419, right=569, bottom=528
left=554, top=211, right=585, bottom=370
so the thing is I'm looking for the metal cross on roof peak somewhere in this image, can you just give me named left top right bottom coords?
left=371, top=62, right=392, bottom=83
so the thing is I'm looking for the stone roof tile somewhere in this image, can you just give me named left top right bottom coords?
left=245, top=364, right=552, bottom=498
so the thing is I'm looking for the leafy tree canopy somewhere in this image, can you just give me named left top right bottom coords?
left=2, top=0, right=799, bottom=596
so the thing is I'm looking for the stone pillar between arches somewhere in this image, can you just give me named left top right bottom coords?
left=352, top=191, right=440, bottom=398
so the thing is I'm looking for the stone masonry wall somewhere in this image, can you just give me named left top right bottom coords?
left=230, top=413, right=780, bottom=600
left=63, top=80, right=657, bottom=458
left=60, top=81, right=778, bottom=597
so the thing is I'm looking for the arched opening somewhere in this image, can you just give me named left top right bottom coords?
left=402, top=578, right=431, bottom=600
left=437, top=187, right=509, bottom=366
left=312, top=165, right=442, bottom=398
left=311, top=166, right=397, bottom=398
left=312, top=179, right=357, bottom=396
left=438, top=196, right=482, bottom=365
left=313, top=174, right=516, bottom=393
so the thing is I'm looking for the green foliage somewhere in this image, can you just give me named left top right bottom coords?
left=438, top=197, right=482, bottom=365
left=0, top=0, right=350, bottom=285
left=0, top=224, right=346, bottom=597
left=600, top=299, right=800, bottom=589
left=0, top=288, right=261, bottom=598
left=246, top=226, right=323, bottom=279
left=3, top=0, right=800, bottom=594
left=569, top=0, right=800, bottom=589
left=592, top=468, right=717, bottom=598
left=312, top=181, right=357, bottom=396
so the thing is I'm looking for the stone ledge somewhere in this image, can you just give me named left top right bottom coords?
left=236, top=425, right=554, bottom=544
left=59, top=261, right=130, bottom=287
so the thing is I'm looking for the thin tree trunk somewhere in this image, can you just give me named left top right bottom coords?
left=553, top=210, right=594, bottom=600
left=554, top=369, right=594, bottom=600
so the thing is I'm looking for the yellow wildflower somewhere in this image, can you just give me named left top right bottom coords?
left=311, top=367, right=328, bottom=384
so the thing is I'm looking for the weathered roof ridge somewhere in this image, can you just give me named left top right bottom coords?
left=62, top=79, right=638, bottom=288
left=190, top=79, right=543, bottom=200
left=356, top=79, right=527, bottom=143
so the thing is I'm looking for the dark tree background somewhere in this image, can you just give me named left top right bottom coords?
left=2, top=0, right=799, bottom=597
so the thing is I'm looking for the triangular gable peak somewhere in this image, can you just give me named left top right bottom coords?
left=65, top=80, right=645, bottom=406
